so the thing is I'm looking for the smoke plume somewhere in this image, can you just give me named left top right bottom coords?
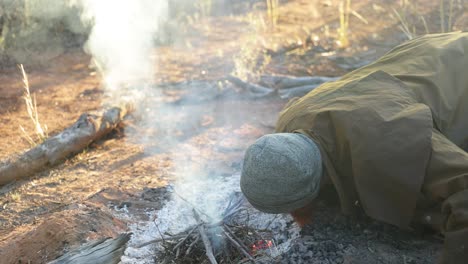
left=76, top=0, right=168, bottom=102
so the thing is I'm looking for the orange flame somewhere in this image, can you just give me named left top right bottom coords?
left=251, top=240, right=274, bottom=254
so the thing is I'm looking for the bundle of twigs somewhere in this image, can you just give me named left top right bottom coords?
left=136, top=193, right=275, bottom=264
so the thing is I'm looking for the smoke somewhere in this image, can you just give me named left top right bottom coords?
left=75, top=0, right=168, bottom=103
left=74, top=0, right=247, bottom=228
left=34, top=0, right=265, bottom=260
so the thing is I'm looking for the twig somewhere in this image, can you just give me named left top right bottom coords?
left=222, top=208, right=243, bottom=224
left=223, top=225, right=252, bottom=256
left=222, top=193, right=244, bottom=221
left=134, top=234, right=187, bottom=248
left=154, top=222, right=166, bottom=244
left=185, top=234, right=201, bottom=256
left=173, top=224, right=199, bottom=252
left=175, top=246, right=181, bottom=259
left=193, top=209, right=218, bottom=264
left=222, top=226, right=256, bottom=263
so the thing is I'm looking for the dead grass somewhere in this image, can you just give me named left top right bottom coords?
left=18, top=64, right=48, bottom=146
left=266, top=0, right=280, bottom=29
left=393, top=0, right=460, bottom=39
left=337, top=0, right=351, bottom=48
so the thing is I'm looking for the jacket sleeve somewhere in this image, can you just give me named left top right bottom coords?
left=422, top=129, right=468, bottom=263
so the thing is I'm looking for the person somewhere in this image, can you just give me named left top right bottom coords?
left=240, top=32, right=468, bottom=264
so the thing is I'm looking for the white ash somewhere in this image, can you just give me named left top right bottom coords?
left=120, top=173, right=300, bottom=264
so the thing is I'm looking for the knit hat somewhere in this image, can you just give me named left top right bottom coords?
left=240, top=133, right=322, bottom=213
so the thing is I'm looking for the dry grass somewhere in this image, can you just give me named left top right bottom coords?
left=337, top=0, right=351, bottom=48
left=198, top=0, right=212, bottom=18
left=232, top=14, right=271, bottom=81
left=440, top=0, right=455, bottom=33
left=394, top=0, right=458, bottom=40
left=10, top=191, right=22, bottom=202
left=266, top=0, right=280, bottom=29
left=19, top=64, right=48, bottom=146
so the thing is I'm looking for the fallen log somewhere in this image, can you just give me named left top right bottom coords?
left=227, top=75, right=340, bottom=99
left=260, top=75, right=340, bottom=89
left=0, top=105, right=132, bottom=186
left=225, top=75, right=276, bottom=98
left=48, top=233, right=131, bottom=264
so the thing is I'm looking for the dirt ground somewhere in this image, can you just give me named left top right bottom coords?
left=0, top=0, right=467, bottom=263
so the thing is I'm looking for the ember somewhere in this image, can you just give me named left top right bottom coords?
left=251, top=239, right=274, bottom=255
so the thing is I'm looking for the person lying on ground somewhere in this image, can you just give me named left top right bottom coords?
left=240, top=32, right=468, bottom=264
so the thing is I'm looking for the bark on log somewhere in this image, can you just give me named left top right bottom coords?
left=0, top=105, right=131, bottom=186
left=48, top=233, right=131, bottom=264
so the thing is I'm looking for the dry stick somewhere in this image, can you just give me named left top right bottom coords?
left=193, top=209, right=218, bottom=264
left=185, top=234, right=201, bottom=256
left=222, top=227, right=256, bottom=264
left=134, top=234, right=187, bottom=249
left=222, top=194, right=244, bottom=220
left=173, top=224, right=199, bottom=252
left=223, top=225, right=251, bottom=255
left=220, top=206, right=244, bottom=225
left=154, top=221, right=167, bottom=245
left=0, top=105, right=132, bottom=186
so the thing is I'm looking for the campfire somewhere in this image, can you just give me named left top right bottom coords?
left=133, top=192, right=281, bottom=264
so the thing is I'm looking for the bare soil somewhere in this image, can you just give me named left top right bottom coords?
left=0, top=0, right=466, bottom=263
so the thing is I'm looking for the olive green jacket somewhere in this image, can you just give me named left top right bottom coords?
left=276, top=32, right=468, bottom=262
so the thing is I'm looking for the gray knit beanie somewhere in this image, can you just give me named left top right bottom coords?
left=240, top=133, right=322, bottom=214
